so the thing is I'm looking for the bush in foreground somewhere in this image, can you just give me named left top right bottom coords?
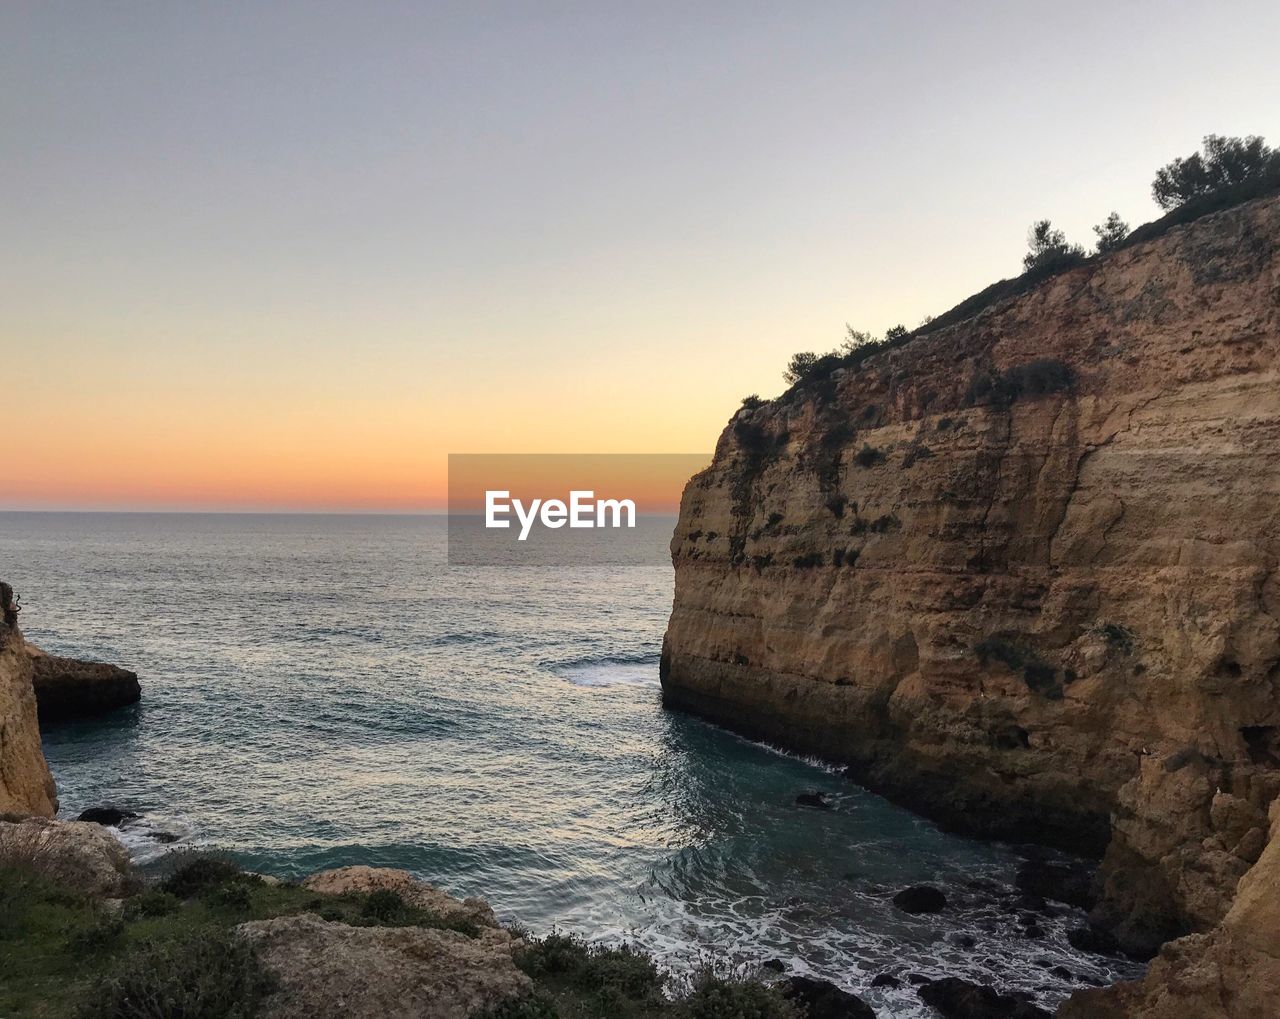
left=77, top=927, right=275, bottom=1019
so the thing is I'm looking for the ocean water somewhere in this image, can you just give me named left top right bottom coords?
left=2, top=513, right=1142, bottom=1015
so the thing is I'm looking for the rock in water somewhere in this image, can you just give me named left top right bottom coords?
left=892, top=885, right=947, bottom=914
left=781, top=976, right=876, bottom=1018
left=77, top=806, right=140, bottom=827
left=1014, top=858, right=1095, bottom=910
left=796, top=791, right=832, bottom=809
left=301, top=866, right=497, bottom=928
left=0, top=583, right=57, bottom=816
left=27, top=645, right=141, bottom=723
left=917, top=977, right=1050, bottom=1018
left=239, top=914, right=529, bottom=1019
left=0, top=817, right=132, bottom=897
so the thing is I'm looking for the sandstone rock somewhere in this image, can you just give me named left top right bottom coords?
left=27, top=644, right=141, bottom=722
left=1015, top=858, right=1094, bottom=910
left=1058, top=805, right=1280, bottom=1018
left=301, top=866, right=497, bottom=928
left=781, top=975, right=876, bottom=1018
left=0, top=583, right=57, bottom=817
left=239, top=914, right=529, bottom=1019
left=661, top=196, right=1280, bottom=953
left=0, top=816, right=132, bottom=896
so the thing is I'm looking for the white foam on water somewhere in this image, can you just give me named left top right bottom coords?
left=559, top=661, right=658, bottom=687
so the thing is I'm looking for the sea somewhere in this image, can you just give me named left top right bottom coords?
left=1, top=512, right=1143, bottom=1016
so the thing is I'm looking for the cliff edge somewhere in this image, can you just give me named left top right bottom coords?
left=662, top=195, right=1280, bottom=957
left=0, top=583, right=58, bottom=817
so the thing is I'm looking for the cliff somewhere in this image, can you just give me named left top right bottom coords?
left=662, top=195, right=1280, bottom=957
left=0, top=584, right=58, bottom=817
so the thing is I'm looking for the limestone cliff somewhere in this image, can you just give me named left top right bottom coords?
left=0, top=583, right=58, bottom=816
left=662, top=196, right=1280, bottom=956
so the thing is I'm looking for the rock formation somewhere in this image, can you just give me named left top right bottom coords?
left=0, top=583, right=57, bottom=816
left=240, top=913, right=529, bottom=1018
left=0, top=815, right=133, bottom=896
left=1059, top=799, right=1280, bottom=1018
left=301, top=866, right=498, bottom=929
left=27, top=644, right=141, bottom=723
left=661, top=196, right=1280, bottom=959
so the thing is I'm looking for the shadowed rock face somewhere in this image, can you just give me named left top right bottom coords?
left=27, top=646, right=141, bottom=723
left=662, top=196, right=1280, bottom=956
left=0, top=583, right=58, bottom=817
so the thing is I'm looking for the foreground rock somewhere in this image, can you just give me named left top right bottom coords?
left=1058, top=802, right=1280, bottom=1018
left=892, top=885, right=947, bottom=914
left=782, top=976, right=876, bottom=1018
left=301, top=866, right=497, bottom=928
left=239, top=914, right=529, bottom=1019
left=661, top=195, right=1280, bottom=956
left=919, top=977, right=1049, bottom=1018
left=0, top=583, right=57, bottom=816
left=0, top=816, right=132, bottom=896
left=28, top=644, right=141, bottom=723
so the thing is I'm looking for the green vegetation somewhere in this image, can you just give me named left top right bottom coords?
left=487, top=933, right=799, bottom=1019
left=1151, top=134, right=1280, bottom=210
left=0, top=852, right=485, bottom=1018
left=1022, top=219, right=1086, bottom=273
left=965, top=358, right=1073, bottom=408
left=1092, top=212, right=1129, bottom=254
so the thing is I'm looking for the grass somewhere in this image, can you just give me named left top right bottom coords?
left=0, top=852, right=484, bottom=1018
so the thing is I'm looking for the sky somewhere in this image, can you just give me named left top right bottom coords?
left=3, top=1, right=1278, bottom=511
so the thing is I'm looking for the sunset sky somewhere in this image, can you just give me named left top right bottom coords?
left=4, top=2, right=1279, bottom=510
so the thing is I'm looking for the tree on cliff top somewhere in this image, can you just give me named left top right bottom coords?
left=1022, top=219, right=1085, bottom=274
left=1152, top=134, right=1280, bottom=210
left=1093, top=212, right=1129, bottom=254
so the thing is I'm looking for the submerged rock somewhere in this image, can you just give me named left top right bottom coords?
left=869, top=973, right=899, bottom=989
left=781, top=976, right=876, bottom=1018
left=1014, top=858, right=1094, bottom=910
left=0, top=817, right=132, bottom=897
left=917, top=977, right=1050, bottom=1018
left=239, top=914, right=528, bottom=1019
left=77, top=806, right=140, bottom=827
left=796, top=791, right=832, bottom=809
left=301, top=866, right=497, bottom=928
left=28, top=645, right=141, bottom=723
left=892, top=885, right=947, bottom=914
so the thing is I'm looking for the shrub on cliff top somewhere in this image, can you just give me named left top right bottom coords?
left=78, top=927, right=276, bottom=1019
left=1022, top=219, right=1086, bottom=274
left=158, top=854, right=247, bottom=899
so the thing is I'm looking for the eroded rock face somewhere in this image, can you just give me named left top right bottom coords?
left=239, top=914, right=529, bottom=1019
left=661, top=197, right=1280, bottom=954
left=0, top=817, right=132, bottom=896
left=301, top=866, right=498, bottom=928
left=1058, top=802, right=1280, bottom=1018
left=0, top=583, right=57, bottom=817
left=27, top=645, right=141, bottom=723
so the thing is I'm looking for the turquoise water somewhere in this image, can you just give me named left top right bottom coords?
left=2, top=513, right=1140, bottom=1015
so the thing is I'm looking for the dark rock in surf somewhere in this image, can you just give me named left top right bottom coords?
left=870, top=973, right=900, bottom=989
left=1066, top=923, right=1122, bottom=957
left=917, top=977, right=1050, bottom=1018
left=761, top=958, right=786, bottom=973
left=892, top=885, right=947, bottom=914
left=781, top=976, right=876, bottom=1018
left=77, top=806, right=139, bottom=827
left=796, top=791, right=832, bottom=810
left=1015, top=858, right=1095, bottom=910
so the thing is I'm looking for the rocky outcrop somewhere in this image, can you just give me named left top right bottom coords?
left=239, top=914, right=530, bottom=1019
left=0, top=583, right=57, bottom=816
left=662, top=196, right=1280, bottom=956
left=0, top=816, right=133, bottom=896
left=28, top=645, right=141, bottom=723
left=1059, top=800, right=1280, bottom=1018
left=301, top=866, right=498, bottom=928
